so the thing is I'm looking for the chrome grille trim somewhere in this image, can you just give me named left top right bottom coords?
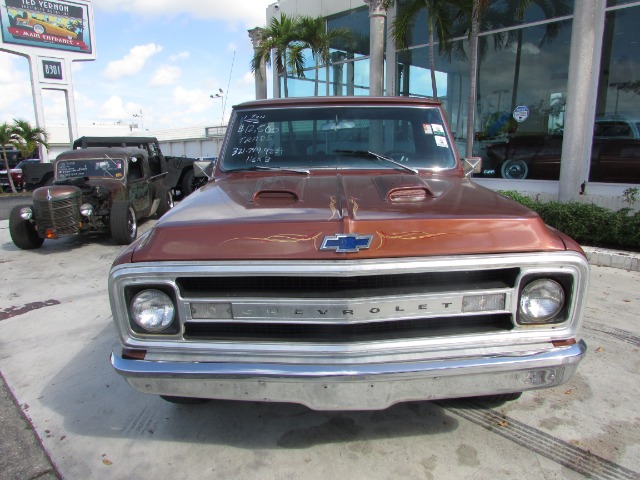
left=109, top=252, right=589, bottom=356
left=34, top=196, right=81, bottom=234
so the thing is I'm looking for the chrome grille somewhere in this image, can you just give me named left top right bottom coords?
left=110, top=253, right=589, bottom=349
left=183, top=314, right=513, bottom=342
left=34, top=196, right=81, bottom=234
left=168, top=269, right=520, bottom=341
left=176, top=269, right=520, bottom=298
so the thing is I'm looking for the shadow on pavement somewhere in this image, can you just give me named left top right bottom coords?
left=39, top=323, right=459, bottom=449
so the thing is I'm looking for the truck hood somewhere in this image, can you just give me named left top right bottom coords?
left=130, top=173, right=567, bottom=262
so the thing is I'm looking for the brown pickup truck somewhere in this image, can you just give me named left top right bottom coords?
left=108, top=97, right=588, bottom=411
left=10, top=147, right=173, bottom=249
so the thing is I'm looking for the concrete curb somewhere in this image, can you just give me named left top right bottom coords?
left=582, top=246, right=640, bottom=272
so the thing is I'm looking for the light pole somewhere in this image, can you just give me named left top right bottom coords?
left=133, top=109, right=143, bottom=130
left=210, top=89, right=224, bottom=125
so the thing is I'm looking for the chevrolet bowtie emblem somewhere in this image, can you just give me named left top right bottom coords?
left=320, top=234, right=373, bottom=253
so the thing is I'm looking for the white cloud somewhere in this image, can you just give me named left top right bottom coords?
left=0, top=53, right=34, bottom=123
left=73, top=91, right=96, bottom=109
left=100, top=96, right=143, bottom=120
left=151, top=65, right=182, bottom=86
left=42, top=91, right=69, bottom=123
left=241, top=71, right=255, bottom=86
left=169, top=51, right=190, bottom=62
left=0, top=54, right=27, bottom=84
left=227, top=42, right=238, bottom=52
left=172, top=87, right=212, bottom=114
left=93, top=0, right=272, bottom=27
left=103, top=43, right=163, bottom=81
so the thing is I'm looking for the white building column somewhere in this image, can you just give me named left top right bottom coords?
left=385, top=1, right=397, bottom=96
left=364, top=0, right=387, bottom=96
left=559, top=0, right=606, bottom=202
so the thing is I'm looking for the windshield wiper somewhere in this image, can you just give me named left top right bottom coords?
left=334, top=150, right=419, bottom=175
left=242, top=165, right=310, bottom=175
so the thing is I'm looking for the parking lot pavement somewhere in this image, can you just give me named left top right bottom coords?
left=1, top=218, right=639, bottom=480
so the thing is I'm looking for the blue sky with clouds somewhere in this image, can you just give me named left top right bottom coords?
left=0, top=0, right=274, bottom=130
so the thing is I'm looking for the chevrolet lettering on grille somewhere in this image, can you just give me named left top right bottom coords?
left=320, top=234, right=373, bottom=253
left=224, top=296, right=468, bottom=322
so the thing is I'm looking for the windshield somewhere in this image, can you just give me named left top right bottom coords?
left=56, top=158, right=125, bottom=180
left=222, top=106, right=457, bottom=172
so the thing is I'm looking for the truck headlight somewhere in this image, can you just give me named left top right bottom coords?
left=19, top=207, right=33, bottom=220
left=80, top=203, right=94, bottom=217
left=518, top=279, right=565, bottom=325
left=131, top=289, right=175, bottom=332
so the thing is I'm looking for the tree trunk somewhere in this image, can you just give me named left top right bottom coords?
left=314, top=54, right=320, bottom=96
left=1, top=149, right=18, bottom=193
left=465, top=2, right=480, bottom=159
left=510, top=29, right=523, bottom=112
left=429, top=18, right=438, bottom=99
left=283, top=51, right=289, bottom=98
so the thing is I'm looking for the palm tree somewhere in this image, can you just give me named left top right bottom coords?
left=298, top=16, right=351, bottom=96
left=465, top=0, right=491, bottom=158
left=13, top=118, right=49, bottom=162
left=251, top=13, right=307, bottom=98
left=0, top=121, right=21, bottom=193
left=392, top=0, right=454, bottom=100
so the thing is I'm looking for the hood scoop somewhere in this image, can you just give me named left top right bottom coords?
left=252, top=176, right=305, bottom=203
left=373, top=175, right=435, bottom=202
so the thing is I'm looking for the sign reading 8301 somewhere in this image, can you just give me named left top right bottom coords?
left=42, top=60, right=63, bottom=80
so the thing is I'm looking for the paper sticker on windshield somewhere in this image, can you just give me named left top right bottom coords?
left=435, top=136, right=449, bottom=148
left=423, top=124, right=433, bottom=135
left=432, top=124, right=445, bottom=136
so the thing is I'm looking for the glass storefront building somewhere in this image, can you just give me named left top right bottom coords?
left=266, top=0, right=640, bottom=187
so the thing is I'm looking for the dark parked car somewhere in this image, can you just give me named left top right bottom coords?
left=0, top=159, right=41, bottom=191
left=9, top=147, right=173, bottom=249
left=22, top=136, right=202, bottom=197
left=484, top=133, right=640, bottom=183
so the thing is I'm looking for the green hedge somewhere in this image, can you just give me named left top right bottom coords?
left=499, top=191, right=640, bottom=251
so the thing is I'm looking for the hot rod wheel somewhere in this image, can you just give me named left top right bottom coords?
left=110, top=201, right=137, bottom=245
left=9, top=205, right=44, bottom=250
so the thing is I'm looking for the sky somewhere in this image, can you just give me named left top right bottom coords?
left=0, top=0, right=275, bottom=132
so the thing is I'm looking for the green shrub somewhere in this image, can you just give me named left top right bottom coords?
left=499, top=190, right=640, bottom=251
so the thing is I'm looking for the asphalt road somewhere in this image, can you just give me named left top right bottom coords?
left=1, top=216, right=639, bottom=479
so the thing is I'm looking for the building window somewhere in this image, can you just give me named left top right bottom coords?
left=592, top=5, right=640, bottom=183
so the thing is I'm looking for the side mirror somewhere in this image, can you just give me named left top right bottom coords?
left=194, top=160, right=215, bottom=180
left=463, top=157, right=482, bottom=177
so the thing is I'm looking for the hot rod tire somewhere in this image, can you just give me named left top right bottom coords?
left=182, top=169, right=207, bottom=196
left=500, top=159, right=529, bottom=179
left=156, top=186, right=174, bottom=218
left=110, top=201, right=138, bottom=245
left=160, top=395, right=209, bottom=405
left=9, top=205, right=44, bottom=250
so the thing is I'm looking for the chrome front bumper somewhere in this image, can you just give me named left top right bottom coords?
left=111, top=340, right=586, bottom=410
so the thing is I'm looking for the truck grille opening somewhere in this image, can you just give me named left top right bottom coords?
left=34, top=196, right=81, bottom=235
left=176, top=269, right=520, bottom=299
left=183, top=314, right=513, bottom=342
